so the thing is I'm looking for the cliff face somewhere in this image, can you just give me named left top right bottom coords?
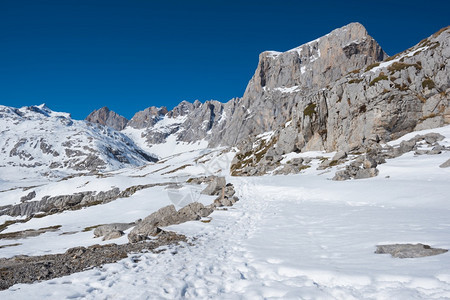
left=85, top=23, right=449, bottom=175
left=174, top=22, right=389, bottom=148
left=230, top=25, right=450, bottom=175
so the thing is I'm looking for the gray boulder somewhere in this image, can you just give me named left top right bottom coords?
left=424, top=132, right=445, bottom=144
left=355, top=167, right=379, bottom=179
left=440, top=158, right=450, bottom=168
left=94, top=222, right=135, bottom=238
left=128, top=205, right=175, bottom=243
left=177, top=202, right=213, bottom=223
left=201, top=176, right=226, bottom=196
left=332, top=151, right=347, bottom=161
left=102, top=230, right=124, bottom=241
left=375, top=243, right=448, bottom=258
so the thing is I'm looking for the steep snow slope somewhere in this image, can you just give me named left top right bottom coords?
left=0, top=104, right=157, bottom=182
left=1, top=126, right=449, bottom=299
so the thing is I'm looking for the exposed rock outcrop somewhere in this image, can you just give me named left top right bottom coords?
left=93, top=222, right=136, bottom=240
left=230, top=25, right=450, bottom=176
left=375, top=243, right=448, bottom=258
left=85, top=106, right=128, bottom=131
left=128, top=178, right=238, bottom=243
left=0, top=188, right=122, bottom=217
left=127, top=106, right=169, bottom=129
left=128, top=203, right=210, bottom=243
left=0, top=231, right=186, bottom=291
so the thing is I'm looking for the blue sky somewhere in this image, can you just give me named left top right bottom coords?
left=1, top=0, right=449, bottom=120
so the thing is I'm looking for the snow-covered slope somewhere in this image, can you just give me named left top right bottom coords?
left=0, top=104, right=157, bottom=182
left=1, top=125, right=450, bottom=298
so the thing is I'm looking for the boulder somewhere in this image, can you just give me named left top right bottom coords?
left=177, top=202, right=213, bottom=223
left=94, top=223, right=135, bottom=238
left=440, top=158, right=450, bottom=168
left=128, top=202, right=216, bottom=243
left=423, top=133, right=445, bottom=144
left=375, top=243, right=448, bottom=258
left=355, top=167, right=379, bottom=179
left=362, top=155, right=377, bottom=169
left=332, top=151, right=347, bottom=161
left=102, top=230, right=124, bottom=241
left=201, top=176, right=226, bottom=196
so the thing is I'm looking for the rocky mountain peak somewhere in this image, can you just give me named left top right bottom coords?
left=167, top=100, right=201, bottom=118
left=127, top=106, right=169, bottom=129
left=85, top=106, right=128, bottom=131
left=249, top=22, right=387, bottom=95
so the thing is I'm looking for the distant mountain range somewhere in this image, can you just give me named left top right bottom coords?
left=0, top=104, right=156, bottom=179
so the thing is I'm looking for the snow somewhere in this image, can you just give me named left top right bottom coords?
left=265, top=51, right=281, bottom=58
left=369, top=45, right=429, bottom=73
left=148, top=135, right=209, bottom=158
left=273, top=86, right=301, bottom=93
left=1, top=126, right=450, bottom=298
left=301, top=65, right=306, bottom=74
left=288, top=37, right=320, bottom=55
left=0, top=104, right=155, bottom=182
left=310, top=48, right=321, bottom=62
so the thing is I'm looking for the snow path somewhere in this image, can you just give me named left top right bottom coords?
left=3, top=173, right=450, bottom=299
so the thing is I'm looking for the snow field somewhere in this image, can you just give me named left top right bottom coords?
left=1, top=126, right=450, bottom=298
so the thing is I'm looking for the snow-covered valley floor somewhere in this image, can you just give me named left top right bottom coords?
left=1, top=127, right=450, bottom=299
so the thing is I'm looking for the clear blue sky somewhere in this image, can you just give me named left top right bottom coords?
left=1, top=0, right=449, bottom=120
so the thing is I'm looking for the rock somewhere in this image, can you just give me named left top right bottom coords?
left=317, top=159, right=332, bottom=170
left=102, top=230, right=124, bottom=241
left=398, top=140, right=416, bottom=155
left=355, top=167, right=379, bottom=179
left=176, top=202, right=209, bottom=223
left=424, top=133, right=445, bottom=144
left=201, top=176, right=226, bottom=196
left=85, top=106, right=128, bottom=131
left=1, top=187, right=122, bottom=217
left=127, top=201, right=217, bottom=243
left=440, top=158, right=450, bottom=168
left=20, top=191, right=36, bottom=202
left=375, top=243, right=448, bottom=258
left=289, top=157, right=304, bottom=165
left=362, top=155, right=377, bottom=169
left=0, top=231, right=186, bottom=291
left=127, top=106, right=168, bottom=129
left=332, top=170, right=352, bottom=181
left=128, top=205, right=178, bottom=243
left=332, top=151, right=347, bottom=161
left=94, top=222, right=134, bottom=238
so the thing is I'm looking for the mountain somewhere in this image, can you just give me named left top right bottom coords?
left=229, top=24, right=450, bottom=175
left=112, top=23, right=447, bottom=175
left=105, top=23, right=389, bottom=155
left=90, top=23, right=446, bottom=162
left=2, top=23, right=450, bottom=297
left=85, top=106, right=129, bottom=131
left=0, top=104, right=157, bottom=180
